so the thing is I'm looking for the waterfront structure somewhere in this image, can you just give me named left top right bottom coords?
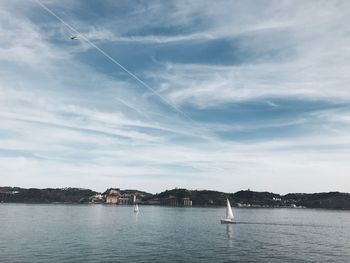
left=158, top=196, right=193, bottom=206
left=183, top=198, right=192, bottom=206
left=106, top=195, right=119, bottom=204
left=89, top=194, right=104, bottom=203
left=161, top=195, right=178, bottom=206
left=119, top=197, right=131, bottom=205
left=105, top=188, right=121, bottom=204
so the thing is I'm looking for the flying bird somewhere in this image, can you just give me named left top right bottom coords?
left=70, top=35, right=78, bottom=40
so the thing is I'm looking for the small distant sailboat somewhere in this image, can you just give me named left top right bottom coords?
left=133, top=195, right=139, bottom=213
left=221, top=198, right=235, bottom=224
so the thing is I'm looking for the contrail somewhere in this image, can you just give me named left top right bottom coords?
left=33, top=0, right=230, bottom=174
left=34, top=0, right=195, bottom=125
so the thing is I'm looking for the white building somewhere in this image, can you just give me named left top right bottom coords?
left=183, top=198, right=192, bottom=206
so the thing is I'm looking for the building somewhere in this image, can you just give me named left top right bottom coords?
left=89, top=194, right=104, bottom=203
left=105, top=188, right=121, bottom=204
left=119, top=197, right=131, bottom=205
left=161, top=195, right=179, bottom=206
left=108, top=189, right=121, bottom=195
left=183, top=197, right=192, bottom=206
left=106, top=194, right=120, bottom=204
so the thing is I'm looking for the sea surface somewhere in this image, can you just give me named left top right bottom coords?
left=0, top=204, right=349, bottom=262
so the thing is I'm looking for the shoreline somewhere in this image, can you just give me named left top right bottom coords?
left=2, top=202, right=350, bottom=211
left=2, top=186, right=350, bottom=210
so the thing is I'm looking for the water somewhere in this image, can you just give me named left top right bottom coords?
left=1, top=204, right=349, bottom=262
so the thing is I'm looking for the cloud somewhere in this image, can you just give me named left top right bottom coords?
left=1, top=0, right=350, bottom=193
left=128, top=1, right=350, bottom=108
left=83, top=27, right=215, bottom=44
left=0, top=10, right=62, bottom=64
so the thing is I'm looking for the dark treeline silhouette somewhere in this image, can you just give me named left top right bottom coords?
left=1, top=186, right=350, bottom=210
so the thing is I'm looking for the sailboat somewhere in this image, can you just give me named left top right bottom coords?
left=133, top=195, right=139, bottom=213
left=221, top=198, right=235, bottom=224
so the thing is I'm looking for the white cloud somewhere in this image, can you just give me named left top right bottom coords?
left=1, top=0, right=350, bottom=193
left=132, top=1, right=350, bottom=108
left=0, top=9, right=68, bottom=64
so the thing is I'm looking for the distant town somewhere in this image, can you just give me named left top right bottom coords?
left=1, top=186, right=350, bottom=210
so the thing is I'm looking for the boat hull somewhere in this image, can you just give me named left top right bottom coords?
left=221, top=219, right=236, bottom=224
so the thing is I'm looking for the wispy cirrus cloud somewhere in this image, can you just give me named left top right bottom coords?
left=1, top=0, right=350, bottom=193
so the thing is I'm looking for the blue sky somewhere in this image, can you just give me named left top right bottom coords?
left=1, top=0, right=350, bottom=193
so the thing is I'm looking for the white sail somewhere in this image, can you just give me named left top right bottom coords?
left=221, top=198, right=235, bottom=224
left=134, top=203, right=139, bottom=213
left=133, top=195, right=139, bottom=213
left=226, top=199, right=234, bottom=220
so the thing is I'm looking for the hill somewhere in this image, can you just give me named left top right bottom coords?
left=144, top=188, right=350, bottom=209
left=1, top=186, right=350, bottom=210
left=0, top=187, right=97, bottom=203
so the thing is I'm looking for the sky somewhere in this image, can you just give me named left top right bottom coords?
left=1, top=0, right=350, bottom=193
